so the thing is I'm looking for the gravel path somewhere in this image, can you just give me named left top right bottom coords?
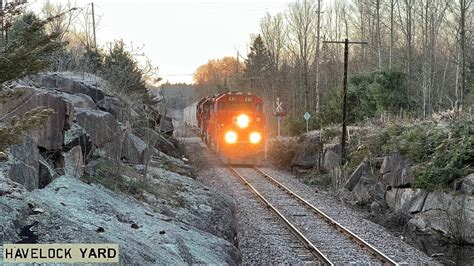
left=183, top=136, right=438, bottom=265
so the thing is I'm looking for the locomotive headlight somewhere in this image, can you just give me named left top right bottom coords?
left=225, top=131, right=238, bottom=144
left=236, top=114, right=250, bottom=128
left=249, top=132, right=262, bottom=144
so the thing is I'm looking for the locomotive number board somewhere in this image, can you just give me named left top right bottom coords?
left=228, top=96, right=253, bottom=102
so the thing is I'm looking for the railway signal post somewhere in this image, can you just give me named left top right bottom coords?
left=323, top=39, right=367, bottom=164
left=275, top=97, right=285, bottom=137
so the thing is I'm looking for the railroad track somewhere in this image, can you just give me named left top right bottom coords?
left=229, top=166, right=398, bottom=265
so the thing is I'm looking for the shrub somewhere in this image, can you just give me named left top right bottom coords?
left=380, top=120, right=473, bottom=190
left=345, top=128, right=388, bottom=171
left=340, top=118, right=473, bottom=190
left=412, top=120, right=473, bottom=190
left=321, top=127, right=338, bottom=143
left=267, top=138, right=298, bottom=168
left=381, top=122, right=447, bottom=163
left=318, top=86, right=343, bottom=126
left=318, top=71, right=413, bottom=126
left=282, top=116, right=306, bottom=136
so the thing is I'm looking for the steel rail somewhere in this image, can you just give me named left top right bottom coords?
left=253, top=166, right=398, bottom=266
left=228, top=166, right=333, bottom=265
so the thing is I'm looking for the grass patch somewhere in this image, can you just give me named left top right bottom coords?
left=305, top=173, right=332, bottom=189
left=341, top=126, right=389, bottom=174
left=80, top=158, right=190, bottom=208
left=80, top=159, right=148, bottom=200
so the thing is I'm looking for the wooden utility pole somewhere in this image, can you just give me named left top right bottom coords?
left=323, top=38, right=367, bottom=165
left=2, top=0, right=8, bottom=44
left=91, top=2, right=97, bottom=49
left=236, top=50, right=240, bottom=89
left=459, top=0, right=467, bottom=108
left=315, top=0, right=321, bottom=113
left=0, top=0, right=4, bottom=44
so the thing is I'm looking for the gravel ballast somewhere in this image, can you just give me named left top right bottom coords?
left=235, top=167, right=382, bottom=264
left=258, top=167, right=439, bottom=264
left=185, top=138, right=319, bottom=264
left=183, top=136, right=438, bottom=264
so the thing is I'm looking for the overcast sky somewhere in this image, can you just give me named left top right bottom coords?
left=28, top=0, right=293, bottom=84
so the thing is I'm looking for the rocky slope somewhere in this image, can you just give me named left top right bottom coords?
left=268, top=128, right=473, bottom=250
left=0, top=72, right=240, bottom=264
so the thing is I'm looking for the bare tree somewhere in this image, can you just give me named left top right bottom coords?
left=260, top=12, right=286, bottom=110
left=72, top=4, right=98, bottom=50
left=41, top=0, right=80, bottom=42
left=376, top=0, right=383, bottom=70
left=286, top=0, right=318, bottom=112
left=195, top=0, right=473, bottom=135
left=398, top=0, right=414, bottom=75
left=447, top=0, right=472, bottom=108
left=388, top=0, right=399, bottom=70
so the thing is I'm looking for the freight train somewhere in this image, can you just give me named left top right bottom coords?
left=184, top=92, right=265, bottom=164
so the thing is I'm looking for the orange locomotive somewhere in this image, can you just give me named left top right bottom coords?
left=184, top=92, right=265, bottom=164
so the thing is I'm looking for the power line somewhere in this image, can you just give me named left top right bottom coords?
left=162, top=74, right=194, bottom=76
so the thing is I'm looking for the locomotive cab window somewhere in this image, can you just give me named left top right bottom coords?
left=221, top=102, right=262, bottom=111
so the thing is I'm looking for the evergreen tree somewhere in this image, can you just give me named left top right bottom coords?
left=0, top=12, right=61, bottom=83
left=244, top=35, right=270, bottom=92
left=83, top=48, right=104, bottom=73
left=100, top=40, right=155, bottom=103
left=0, top=9, right=60, bottom=155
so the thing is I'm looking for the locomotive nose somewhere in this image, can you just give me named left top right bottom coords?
left=224, top=131, right=238, bottom=144
left=236, top=114, right=250, bottom=128
left=249, top=132, right=262, bottom=144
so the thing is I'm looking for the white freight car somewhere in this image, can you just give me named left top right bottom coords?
left=183, top=101, right=198, bottom=128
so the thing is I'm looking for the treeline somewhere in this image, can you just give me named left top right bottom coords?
left=0, top=1, right=160, bottom=151
left=193, top=57, right=243, bottom=98
left=194, top=0, right=473, bottom=135
left=159, top=83, right=196, bottom=110
left=1, top=1, right=159, bottom=103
